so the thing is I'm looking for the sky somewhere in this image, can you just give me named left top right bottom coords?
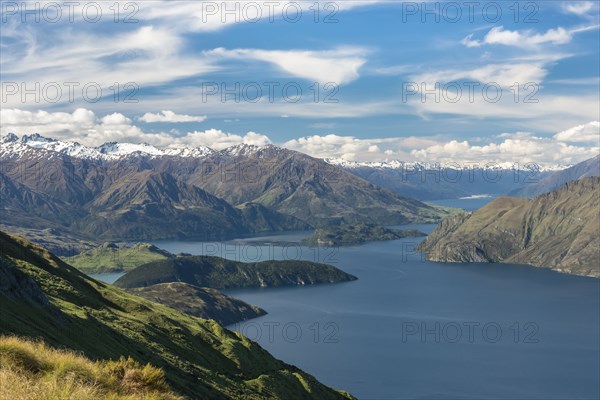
left=1, top=0, right=599, bottom=166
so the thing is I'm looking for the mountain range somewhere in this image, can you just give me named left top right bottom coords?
left=0, top=134, right=444, bottom=245
left=327, top=158, right=558, bottom=200
left=509, top=155, right=600, bottom=198
left=418, top=177, right=600, bottom=277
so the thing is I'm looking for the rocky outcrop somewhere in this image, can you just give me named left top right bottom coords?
left=418, top=178, right=600, bottom=277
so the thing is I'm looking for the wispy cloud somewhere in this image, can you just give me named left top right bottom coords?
left=562, top=1, right=597, bottom=16
left=205, top=47, right=369, bottom=85
left=412, top=63, right=549, bottom=87
left=139, top=110, right=207, bottom=123
left=462, top=25, right=599, bottom=48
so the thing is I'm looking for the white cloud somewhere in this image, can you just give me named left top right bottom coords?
left=413, top=63, right=548, bottom=87
left=102, top=113, right=132, bottom=126
left=139, top=1, right=390, bottom=33
left=178, top=129, right=271, bottom=149
left=0, top=108, right=175, bottom=146
left=405, top=88, right=599, bottom=130
left=562, top=2, right=596, bottom=16
left=283, top=134, right=438, bottom=161
left=139, top=110, right=207, bottom=123
left=283, top=128, right=598, bottom=166
left=206, top=47, right=368, bottom=84
left=462, top=25, right=598, bottom=48
left=0, top=108, right=270, bottom=149
left=410, top=132, right=598, bottom=166
left=554, top=121, right=600, bottom=143
left=0, top=24, right=218, bottom=109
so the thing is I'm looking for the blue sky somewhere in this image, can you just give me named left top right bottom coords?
left=1, top=1, right=599, bottom=165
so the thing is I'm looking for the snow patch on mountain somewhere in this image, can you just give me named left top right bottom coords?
left=325, top=157, right=570, bottom=172
left=1, top=134, right=215, bottom=161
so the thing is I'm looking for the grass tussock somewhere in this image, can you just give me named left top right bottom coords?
left=0, top=336, right=183, bottom=400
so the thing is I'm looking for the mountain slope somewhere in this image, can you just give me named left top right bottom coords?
left=418, top=177, right=600, bottom=277
left=329, top=160, right=555, bottom=200
left=1, top=134, right=440, bottom=242
left=114, top=255, right=358, bottom=289
left=0, top=230, right=354, bottom=399
left=510, top=155, right=599, bottom=198
left=81, top=170, right=247, bottom=240
left=128, top=283, right=267, bottom=326
left=188, top=145, right=444, bottom=226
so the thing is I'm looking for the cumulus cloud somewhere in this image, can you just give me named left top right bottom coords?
left=0, top=108, right=269, bottom=149
left=554, top=121, right=600, bottom=143
left=176, top=129, right=271, bottom=149
left=206, top=47, right=368, bottom=85
left=461, top=25, right=597, bottom=48
left=410, top=132, right=598, bottom=166
left=139, top=110, right=207, bottom=123
left=283, top=129, right=598, bottom=166
left=283, top=134, right=438, bottom=161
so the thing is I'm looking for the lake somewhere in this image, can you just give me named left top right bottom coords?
left=91, top=201, right=600, bottom=399
left=428, top=195, right=496, bottom=211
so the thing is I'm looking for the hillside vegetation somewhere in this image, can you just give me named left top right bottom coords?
left=0, top=230, right=354, bottom=399
left=0, top=336, right=182, bottom=400
left=418, top=178, right=600, bottom=277
left=64, top=242, right=173, bottom=273
left=129, top=283, right=266, bottom=326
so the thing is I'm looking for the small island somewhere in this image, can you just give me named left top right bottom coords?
left=302, top=223, right=426, bottom=246
left=114, top=256, right=358, bottom=289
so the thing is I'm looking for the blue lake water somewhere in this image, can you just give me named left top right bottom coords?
left=90, top=199, right=600, bottom=399
left=150, top=225, right=600, bottom=400
left=428, top=196, right=496, bottom=211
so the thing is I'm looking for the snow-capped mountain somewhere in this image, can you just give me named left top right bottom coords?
left=0, top=133, right=441, bottom=242
left=1, top=133, right=216, bottom=161
left=2, top=133, right=573, bottom=171
left=325, top=157, right=570, bottom=172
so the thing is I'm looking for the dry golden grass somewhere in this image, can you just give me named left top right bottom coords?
left=0, top=336, right=183, bottom=400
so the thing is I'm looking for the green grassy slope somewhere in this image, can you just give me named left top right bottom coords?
left=128, top=283, right=267, bottom=326
left=0, top=231, right=354, bottom=399
left=63, top=242, right=173, bottom=273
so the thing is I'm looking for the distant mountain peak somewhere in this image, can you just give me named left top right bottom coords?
left=21, top=133, right=57, bottom=143
left=1, top=133, right=19, bottom=143
left=2, top=134, right=215, bottom=160
left=325, top=157, right=571, bottom=172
